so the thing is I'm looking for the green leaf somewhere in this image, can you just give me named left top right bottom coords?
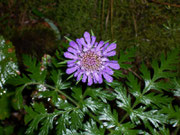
left=23, top=55, right=47, bottom=82
left=51, top=70, right=70, bottom=90
left=64, top=129, right=79, bottom=135
left=114, top=86, right=132, bottom=112
left=173, top=78, right=180, bottom=97
left=56, top=107, right=82, bottom=135
left=7, top=74, right=31, bottom=86
left=91, top=30, right=95, bottom=36
left=158, top=126, right=170, bottom=135
left=138, top=51, right=179, bottom=94
left=98, top=106, right=118, bottom=129
left=113, top=70, right=125, bottom=78
left=127, top=72, right=141, bottom=97
left=84, top=87, right=115, bottom=103
left=15, top=86, right=25, bottom=109
left=70, top=109, right=84, bottom=130
left=56, top=99, right=74, bottom=110
left=33, top=102, right=46, bottom=113
left=118, top=47, right=136, bottom=69
left=64, top=36, right=72, bottom=42
left=130, top=107, right=168, bottom=128
left=161, top=104, right=180, bottom=127
left=141, top=93, right=172, bottom=107
left=25, top=113, right=45, bottom=134
left=72, top=87, right=82, bottom=101
left=106, top=80, right=122, bottom=88
left=83, top=97, right=104, bottom=113
left=66, top=74, right=74, bottom=80
left=39, top=114, right=57, bottom=135
left=139, top=63, right=155, bottom=94
left=140, top=62, right=151, bottom=81
left=110, top=122, right=140, bottom=135
left=24, top=105, right=37, bottom=125
left=25, top=103, right=60, bottom=135
left=56, top=111, right=71, bottom=134
left=99, top=106, right=138, bottom=135
left=152, top=51, right=179, bottom=80
left=57, top=60, right=68, bottom=65
left=75, top=75, right=82, bottom=85
left=83, top=119, right=105, bottom=135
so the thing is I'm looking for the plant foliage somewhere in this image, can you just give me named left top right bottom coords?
left=2, top=45, right=178, bottom=134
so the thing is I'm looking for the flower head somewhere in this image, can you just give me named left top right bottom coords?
left=64, top=32, right=120, bottom=86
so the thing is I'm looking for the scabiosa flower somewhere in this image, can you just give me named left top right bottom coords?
left=64, top=31, right=120, bottom=86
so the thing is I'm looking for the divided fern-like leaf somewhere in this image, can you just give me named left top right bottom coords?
left=84, top=87, right=115, bottom=103
left=51, top=70, right=70, bottom=90
left=83, top=97, right=104, bottom=113
left=114, top=86, right=132, bottom=112
left=114, top=47, right=136, bottom=78
left=98, top=106, right=118, bottom=129
left=98, top=106, right=139, bottom=135
left=130, top=107, right=168, bottom=128
left=25, top=102, right=80, bottom=135
left=173, top=78, right=180, bottom=97
left=118, top=47, right=136, bottom=69
left=161, top=104, right=180, bottom=127
left=83, top=119, right=105, bottom=135
left=22, top=55, right=47, bottom=82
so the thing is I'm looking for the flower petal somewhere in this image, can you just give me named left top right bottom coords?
left=93, top=72, right=99, bottom=81
left=66, top=66, right=79, bottom=74
left=96, top=41, right=104, bottom=51
left=103, top=72, right=113, bottom=82
left=98, top=73, right=103, bottom=84
left=80, top=38, right=86, bottom=46
left=104, top=43, right=116, bottom=53
left=103, top=51, right=116, bottom=57
left=84, top=31, right=91, bottom=45
left=88, top=74, right=93, bottom=86
left=101, top=57, right=109, bottom=62
left=64, top=52, right=77, bottom=59
left=93, top=77, right=97, bottom=84
left=67, top=60, right=76, bottom=64
left=91, top=36, right=96, bottom=46
left=76, top=39, right=82, bottom=51
left=94, top=42, right=98, bottom=48
left=68, top=47, right=77, bottom=54
left=103, top=67, right=114, bottom=75
left=106, top=61, right=120, bottom=70
left=74, top=69, right=80, bottom=77
left=77, top=72, right=83, bottom=81
left=69, top=41, right=79, bottom=50
left=67, top=63, right=75, bottom=67
left=82, top=74, right=87, bottom=83
left=101, top=42, right=109, bottom=51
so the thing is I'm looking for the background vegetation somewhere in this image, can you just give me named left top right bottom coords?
left=1, top=0, right=180, bottom=58
left=0, top=0, right=180, bottom=134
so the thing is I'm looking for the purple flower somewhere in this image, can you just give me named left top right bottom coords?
left=64, top=32, right=120, bottom=86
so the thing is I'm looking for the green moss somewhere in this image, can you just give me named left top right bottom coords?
left=0, top=0, right=180, bottom=60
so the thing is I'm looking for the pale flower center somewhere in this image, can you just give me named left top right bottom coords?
left=80, top=51, right=102, bottom=71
